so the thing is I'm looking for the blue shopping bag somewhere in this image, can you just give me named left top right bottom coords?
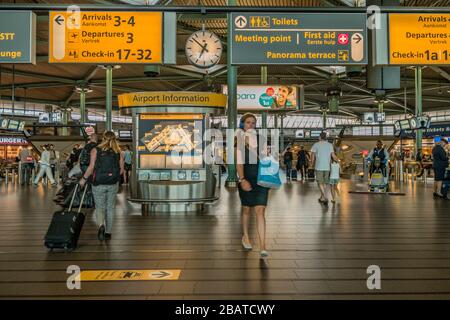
left=257, top=156, right=282, bottom=189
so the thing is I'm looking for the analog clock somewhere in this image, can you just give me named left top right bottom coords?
left=185, top=30, right=223, bottom=69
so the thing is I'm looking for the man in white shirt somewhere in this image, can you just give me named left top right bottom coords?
left=33, top=144, right=57, bottom=187
left=310, top=132, right=338, bottom=205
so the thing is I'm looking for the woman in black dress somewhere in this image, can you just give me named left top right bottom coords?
left=236, top=113, right=270, bottom=258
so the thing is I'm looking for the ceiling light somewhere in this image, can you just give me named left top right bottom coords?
left=98, top=65, right=121, bottom=70
left=75, top=86, right=93, bottom=94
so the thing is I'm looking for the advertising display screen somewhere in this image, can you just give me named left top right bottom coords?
left=137, top=114, right=204, bottom=169
left=118, top=130, right=132, bottom=140
left=363, top=112, right=375, bottom=123
left=295, top=129, right=304, bottom=138
left=222, top=85, right=298, bottom=110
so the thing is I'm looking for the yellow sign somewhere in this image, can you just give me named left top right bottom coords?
left=80, top=269, right=181, bottom=281
left=118, top=92, right=227, bottom=108
left=249, top=16, right=271, bottom=28
left=49, top=11, right=162, bottom=63
left=338, top=50, right=349, bottom=62
left=389, top=14, right=450, bottom=65
left=140, top=114, right=203, bottom=120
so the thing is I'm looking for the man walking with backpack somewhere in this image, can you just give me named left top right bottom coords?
left=80, top=131, right=124, bottom=241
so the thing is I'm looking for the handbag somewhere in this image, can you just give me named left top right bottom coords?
left=68, top=163, right=82, bottom=178
left=257, top=155, right=282, bottom=189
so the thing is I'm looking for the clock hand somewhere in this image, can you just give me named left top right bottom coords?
left=199, top=44, right=209, bottom=58
left=199, top=47, right=206, bottom=59
left=192, top=38, right=205, bottom=49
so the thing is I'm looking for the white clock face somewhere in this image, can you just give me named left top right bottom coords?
left=185, top=30, right=223, bottom=68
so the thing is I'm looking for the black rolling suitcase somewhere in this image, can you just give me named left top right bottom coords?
left=307, top=168, right=315, bottom=179
left=44, top=183, right=88, bottom=251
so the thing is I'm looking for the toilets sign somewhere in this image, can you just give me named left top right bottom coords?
left=230, top=13, right=367, bottom=65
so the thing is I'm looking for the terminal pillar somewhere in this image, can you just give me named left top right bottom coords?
left=322, top=111, right=327, bottom=129
left=366, top=0, right=401, bottom=91
left=280, top=114, right=285, bottom=151
left=415, top=66, right=423, bottom=151
left=261, top=66, right=268, bottom=129
left=105, top=65, right=113, bottom=132
left=79, top=89, right=86, bottom=124
left=378, top=101, right=384, bottom=132
left=61, top=108, right=70, bottom=136
left=225, top=0, right=238, bottom=187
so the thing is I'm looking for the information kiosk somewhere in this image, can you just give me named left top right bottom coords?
left=118, top=91, right=227, bottom=213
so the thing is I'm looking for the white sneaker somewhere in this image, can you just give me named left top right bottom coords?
left=242, top=237, right=253, bottom=250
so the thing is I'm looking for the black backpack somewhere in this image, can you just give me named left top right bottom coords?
left=79, top=143, right=97, bottom=168
left=92, top=148, right=120, bottom=186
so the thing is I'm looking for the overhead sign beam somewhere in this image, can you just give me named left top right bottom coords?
left=1, top=4, right=450, bottom=13
left=230, top=13, right=367, bottom=65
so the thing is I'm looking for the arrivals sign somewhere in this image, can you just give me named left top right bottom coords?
left=222, top=85, right=298, bottom=110
left=230, top=13, right=367, bottom=65
left=49, top=11, right=163, bottom=63
left=389, top=14, right=450, bottom=65
left=0, top=11, right=36, bottom=63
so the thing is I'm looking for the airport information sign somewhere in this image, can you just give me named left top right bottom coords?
left=49, top=11, right=163, bottom=63
left=389, top=14, right=450, bottom=65
left=230, top=13, right=367, bottom=65
left=0, top=11, right=36, bottom=64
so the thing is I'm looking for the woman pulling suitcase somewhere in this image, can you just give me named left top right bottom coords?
left=80, top=131, right=124, bottom=241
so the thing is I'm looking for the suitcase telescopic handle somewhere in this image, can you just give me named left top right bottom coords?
left=68, top=183, right=90, bottom=213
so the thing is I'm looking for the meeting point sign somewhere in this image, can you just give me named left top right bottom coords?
left=230, top=13, right=367, bottom=65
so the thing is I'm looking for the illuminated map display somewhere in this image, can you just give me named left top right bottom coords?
left=138, top=114, right=204, bottom=169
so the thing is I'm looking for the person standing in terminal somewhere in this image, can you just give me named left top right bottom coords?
left=80, top=131, right=124, bottom=241
left=432, top=137, right=449, bottom=198
left=48, top=144, right=57, bottom=181
left=236, top=113, right=270, bottom=258
left=310, top=132, right=338, bottom=205
left=19, top=146, right=34, bottom=185
left=282, top=146, right=293, bottom=181
left=123, top=145, right=133, bottom=184
left=330, top=158, right=341, bottom=204
left=33, top=144, right=57, bottom=188
left=79, top=133, right=98, bottom=174
left=296, top=145, right=310, bottom=181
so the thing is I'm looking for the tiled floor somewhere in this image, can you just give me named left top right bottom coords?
left=1, top=177, right=450, bottom=299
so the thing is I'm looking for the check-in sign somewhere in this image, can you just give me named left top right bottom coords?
left=230, top=13, right=367, bottom=65
left=0, top=11, right=36, bottom=64
left=389, top=14, right=450, bottom=65
left=49, top=11, right=162, bottom=63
